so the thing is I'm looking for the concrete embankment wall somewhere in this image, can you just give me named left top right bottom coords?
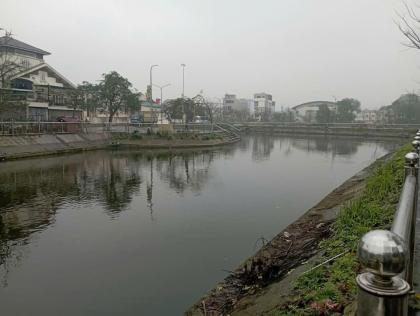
left=0, top=133, right=240, bottom=160
left=239, top=125, right=416, bottom=138
left=0, top=133, right=111, bottom=160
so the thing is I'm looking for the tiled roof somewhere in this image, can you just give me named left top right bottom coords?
left=0, top=36, right=50, bottom=55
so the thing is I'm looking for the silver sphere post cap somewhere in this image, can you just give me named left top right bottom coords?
left=405, top=152, right=419, bottom=165
left=358, top=230, right=407, bottom=278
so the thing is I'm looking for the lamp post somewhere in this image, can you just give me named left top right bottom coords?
left=181, top=63, right=186, bottom=98
left=181, top=63, right=186, bottom=124
left=149, top=64, right=159, bottom=101
left=153, top=83, right=171, bottom=124
left=153, top=83, right=171, bottom=105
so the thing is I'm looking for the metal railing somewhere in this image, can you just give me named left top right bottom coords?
left=0, top=121, right=216, bottom=136
left=356, top=131, right=420, bottom=315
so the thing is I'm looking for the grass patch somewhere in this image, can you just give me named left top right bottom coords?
left=273, top=144, right=409, bottom=315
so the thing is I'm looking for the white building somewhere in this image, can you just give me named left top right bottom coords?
left=292, top=101, right=336, bottom=123
left=355, top=110, right=378, bottom=123
left=0, top=36, right=80, bottom=121
left=223, top=94, right=252, bottom=113
left=254, top=93, right=275, bottom=120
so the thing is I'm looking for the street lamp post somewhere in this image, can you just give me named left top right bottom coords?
left=153, top=83, right=171, bottom=124
left=181, top=63, right=186, bottom=124
left=153, top=83, right=171, bottom=105
left=181, top=63, right=186, bottom=98
left=149, top=64, right=159, bottom=101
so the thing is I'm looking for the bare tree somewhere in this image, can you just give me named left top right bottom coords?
left=0, top=30, right=27, bottom=120
left=0, top=31, right=23, bottom=88
left=397, top=2, right=420, bottom=49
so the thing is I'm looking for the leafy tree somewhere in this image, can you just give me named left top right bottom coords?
left=97, top=71, right=140, bottom=122
left=76, top=72, right=141, bottom=122
left=273, top=110, right=295, bottom=122
left=162, top=97, right=205, bottom=122
left=335, top=98, right=360, bottom=123
left=316, top=104, right=333, bottom=123
left=388, top=93, right=420, bottom=123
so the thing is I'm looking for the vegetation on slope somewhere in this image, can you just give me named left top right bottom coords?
left=273, top=144, right=409, bottom=315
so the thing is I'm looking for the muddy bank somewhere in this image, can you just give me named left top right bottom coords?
left=0, top=133, right=239, bottom=161
left=185, top=151, right=395, bottom=316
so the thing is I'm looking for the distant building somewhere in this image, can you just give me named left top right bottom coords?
left=222, top=94, right=252, bottom=122
left=222, top=94, right=237, bottom=112
left=292, top=101, right=336, bottom=123
left=0, top=36, right=80, bottom=121
left=254, top=93, right=275, bottom=120
left=355, top=110, right=378, bottom=123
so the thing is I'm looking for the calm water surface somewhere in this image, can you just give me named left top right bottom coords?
left=0, top=135, right=399, bottom=315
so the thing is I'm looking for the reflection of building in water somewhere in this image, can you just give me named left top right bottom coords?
left=252, top=135, right=275, bottom=161
left=289, top=137, right=360, bottom=157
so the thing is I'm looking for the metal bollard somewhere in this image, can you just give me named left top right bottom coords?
left=356, top=230, right=410, bottom=316
left=405, top=152, right=419, bottom=177
left=412, top=140, right=420, bottom=155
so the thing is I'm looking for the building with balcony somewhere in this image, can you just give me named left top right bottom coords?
left=0, top=36, right=80, bottom=121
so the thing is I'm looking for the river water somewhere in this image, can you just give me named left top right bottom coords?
left=0, top=135, right=399, bottom=315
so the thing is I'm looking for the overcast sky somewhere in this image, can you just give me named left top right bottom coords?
left=1, top=0, right=420, bottom=109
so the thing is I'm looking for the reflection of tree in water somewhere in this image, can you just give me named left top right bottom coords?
left=154, top=151, right=214, bottom=194
left=94, top=157, right=142, bottom=218
left=0, top=166, right=78, bottom=286
left=252, top=135, right=275, bottom=161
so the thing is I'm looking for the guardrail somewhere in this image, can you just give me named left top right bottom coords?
left=356, top=131, right=420, bottom=315
left=229, top=122, right=420, bottom=129
left=0, top=121, right=215, bottom=136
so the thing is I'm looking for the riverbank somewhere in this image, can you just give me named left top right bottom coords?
left=237, top=123, right=416, bottom=139
left=186, top=144, right=408, bottom=316
left=0, top=132, right=239, bottom=161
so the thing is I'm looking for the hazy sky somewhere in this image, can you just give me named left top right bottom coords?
left=1, top=0, right=420, bottom=109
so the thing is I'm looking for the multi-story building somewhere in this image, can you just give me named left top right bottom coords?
left=355, top=110, right=378, bottom=123
left=223, top=94, right=252, bottom=113
left=254, top=93, right=275, bottom=120
left=0, top=35, right=80, bottom=121
left=222, top=94, right=237, bottom=112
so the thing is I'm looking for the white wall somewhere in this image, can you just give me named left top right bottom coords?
left=29, top=70, right=63, bottom=87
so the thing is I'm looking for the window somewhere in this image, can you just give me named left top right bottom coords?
left=20, top=59, right=30, bottom=68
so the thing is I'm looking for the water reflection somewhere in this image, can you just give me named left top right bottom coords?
left=0, top=135, right=400, bottom=313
